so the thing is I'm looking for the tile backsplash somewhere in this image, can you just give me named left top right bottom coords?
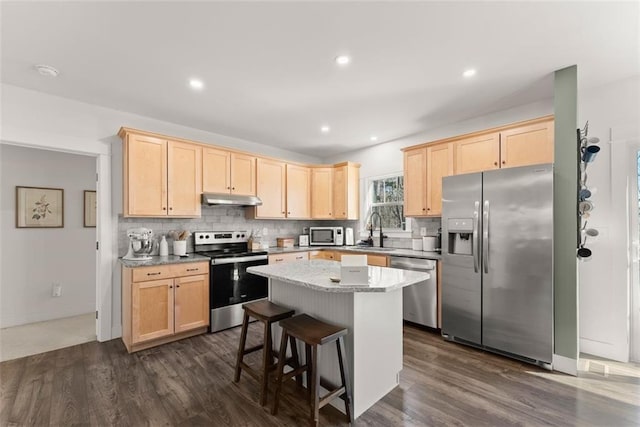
left=118, top=205, right=359, bottom=256
left=118, top=206, right=442, bottom=256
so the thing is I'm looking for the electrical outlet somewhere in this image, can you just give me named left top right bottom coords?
left=52, top=283, right=62, bottom=297
left=302, top=227, right=309, bottom=234
left=420, top=227, right=427, bottom=237
left=262, top=227, right=269, bottom=236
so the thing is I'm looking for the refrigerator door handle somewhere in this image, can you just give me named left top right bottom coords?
left=483, top=200, right=489, bottom=273
left=473, top=201, right=480, bottom=273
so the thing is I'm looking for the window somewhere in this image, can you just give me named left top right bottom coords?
left=364, top=174, right=409, bottom=232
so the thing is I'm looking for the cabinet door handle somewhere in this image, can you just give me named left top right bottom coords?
left=287, top=212, right=291, bottom=215
left=163, top=207, right=167, bottom=210
left=186, top=268, right=199, bottom=272
left=275, top=258, right=284, bottom=262
left=227, top=186, right=230, bottom=189
left=169, top=207, right=173, bottom=210
left=176, top=285, right=180, bottom=288
left=502, top=160, right=506, bottom=165
left=232, top=187, right=235, bottom=190
left=296, top=256, right=303, bottom=260
left=169, top=285, right=173, bottom=289
left=147, top=272, right=161, bottom=276
left=494, top=161, right=498, bottom=166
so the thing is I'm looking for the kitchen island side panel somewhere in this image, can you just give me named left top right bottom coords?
left=269, top=279, right=403, bottom=418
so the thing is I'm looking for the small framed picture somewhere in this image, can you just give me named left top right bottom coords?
left=16, top=186, right=64, bottom=228
left=84, top=190, right=97, bottom=228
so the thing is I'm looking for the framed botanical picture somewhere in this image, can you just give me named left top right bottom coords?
left=16, top=186, right=64, bottom=228
left=84, top=190, right=97, bottom=228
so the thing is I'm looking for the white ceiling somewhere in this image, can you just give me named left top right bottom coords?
left=1, top=1, right=638, bottom=158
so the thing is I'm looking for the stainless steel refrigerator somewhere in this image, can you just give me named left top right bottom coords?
left=441, top=163, right=553, bottom=365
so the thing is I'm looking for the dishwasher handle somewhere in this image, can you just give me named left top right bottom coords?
left=390, top=257, right=436, bottom=271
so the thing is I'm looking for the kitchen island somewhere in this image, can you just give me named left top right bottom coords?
left=247, top=260, right=430, bottom=419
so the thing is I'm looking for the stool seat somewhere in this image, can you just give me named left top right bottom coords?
left=272, top=314, right=353, bottom=426
left=278, top=313, right=347, bottom=345
left=234, top=300, right=298, bottom=406
left=243, top=300, right=295, bottom=322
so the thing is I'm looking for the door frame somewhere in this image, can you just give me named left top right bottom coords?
left=627, top=141, right=640, bottom=362
left=0, top=141, right=113, bottom=342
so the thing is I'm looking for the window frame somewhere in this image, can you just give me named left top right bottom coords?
left=361, top=172, right=411, bottom=238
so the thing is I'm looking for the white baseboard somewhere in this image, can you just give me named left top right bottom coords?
left=552, top=354, right=578, bottom=376
left=110, top=324, right=122, bottom=340
left=579, top=338, right=629, bottom=363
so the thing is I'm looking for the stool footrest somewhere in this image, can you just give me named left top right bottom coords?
left=319, top=386, right=346, bottom=409
left=242, top=343, right=263, bottom=355
left=281, top=365, right=308, bottom=382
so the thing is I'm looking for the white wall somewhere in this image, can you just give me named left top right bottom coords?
left=577, top=75, right=640, bottom=362
left=322, top=99, right=554, bottom=178
left=0, top=144, right=96, bottom=327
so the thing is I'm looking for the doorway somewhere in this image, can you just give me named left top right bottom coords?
left=0, top=144, right=98, bottom=361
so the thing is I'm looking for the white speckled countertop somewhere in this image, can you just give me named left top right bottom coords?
left=119, top=253, right=210, bottom=267
left=266, top=246, right=442, bottom=260
left=247, top=259, right=430, bottom=293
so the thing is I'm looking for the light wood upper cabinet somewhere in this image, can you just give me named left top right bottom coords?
left=230, top=153, right=256, bottom=195
left=174, top=274, right=209, bottom=333
left=332, top=163, right=360, bottom=220
left=426, top=143, right=454, bottom=216
left=454, top=132, right=500, bottom=174
left=167, top=141, right=202, bottom=217
left=132, top=278, right=174, bottom=344
left=124, top=133, right=168, bottom=216
left=286, top=164, right=311, bottom=219
left=311, top=168, right=334, bottom=219
left=500, top=120, right=554, bottom=168
left=255, top=158, right=287, bottom=218
left=122, top=131, right=201, bottom=217
left=404, top=147, right=428, bottom=216
left=202, top=147, right=231, bottom=194
left=202, top=148, right=256, bottom=196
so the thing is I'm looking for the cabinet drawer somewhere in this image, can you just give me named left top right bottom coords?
left=269, top=252, right=309, bottom=264
left=131, top=264, right=174, bottom=282
left=172, top=262, right=209, bottom=278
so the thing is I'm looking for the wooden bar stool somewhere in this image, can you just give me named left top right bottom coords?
left=272, top=314, right=353, bottom=426
left=234, top=300, right=299, bottom=406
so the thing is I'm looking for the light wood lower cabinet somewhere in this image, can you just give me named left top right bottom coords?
left=268, top=252, right=309, bottom=264
left=122, top=262, right=209, bottom=353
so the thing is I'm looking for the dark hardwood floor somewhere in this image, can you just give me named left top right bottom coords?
left=1, top=323, right=639, bottom=426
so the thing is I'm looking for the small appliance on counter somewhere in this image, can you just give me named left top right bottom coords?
left=422, top=236, right=438, bottom=252
left=299, top=235, right=309, bottom=247
left=276, top=237, right=295, bottom=248
left=123, top=228, right=155, bottom=260
left=309, top=226, right=344, bottom=246
left=345, top=227, right=354, bottom=246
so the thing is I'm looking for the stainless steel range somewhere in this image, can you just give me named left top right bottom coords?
left=193, top=231, right=268, bottom=332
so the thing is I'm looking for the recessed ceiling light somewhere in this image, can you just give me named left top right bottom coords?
left=370, top=136, right=378, bottom=142
left=189, top=78, right=204, bottom=90
left=463, top=68, right=477, bottom=78
left=335, top=55, right=351, bottom=66
left=320, top=125, right=331, bottom=134
left=34, top=64, right=59, bottom=77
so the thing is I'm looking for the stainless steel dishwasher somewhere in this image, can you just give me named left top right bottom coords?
left=390, top=256, right=437, bottom=328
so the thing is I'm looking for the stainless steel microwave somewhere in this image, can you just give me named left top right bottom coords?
left=309, top=227, right=343, bottom=246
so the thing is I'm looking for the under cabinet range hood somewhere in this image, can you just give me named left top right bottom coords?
left=202, top=193, right=263, bottom=206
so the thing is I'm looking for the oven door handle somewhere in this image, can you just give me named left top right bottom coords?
left=212, top=255, right=268, bottom=265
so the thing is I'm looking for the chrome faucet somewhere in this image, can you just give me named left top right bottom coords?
left=368, top=211, right=386, bottom=248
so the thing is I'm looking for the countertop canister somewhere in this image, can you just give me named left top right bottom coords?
left=422, top=236, right=437, bottom=252
left=412, top=238, right=423, bottom=251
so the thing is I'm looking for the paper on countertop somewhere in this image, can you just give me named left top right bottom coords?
left=340, top=254, right=368, bottom=284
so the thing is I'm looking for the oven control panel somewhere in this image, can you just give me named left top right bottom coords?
left=194, top=231, right=249, bottom=245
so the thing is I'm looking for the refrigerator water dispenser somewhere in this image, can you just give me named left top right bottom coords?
left=447, top=218, right=473, bottom=255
